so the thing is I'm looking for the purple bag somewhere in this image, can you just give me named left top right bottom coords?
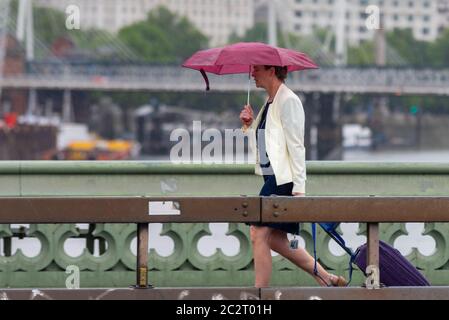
left=354, top=240, right=430, bottom=286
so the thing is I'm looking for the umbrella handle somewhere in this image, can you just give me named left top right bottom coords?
left=247, top=66, right=251, bottom=106
left=242, top=65, right=251, bottom=133
left=242, top=66, right=251, bottom=133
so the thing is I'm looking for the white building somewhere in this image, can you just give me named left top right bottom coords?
left=438, top=0, right=449, bottom=33
left=33, top=0, right=254, bottom=46
left=256, top=0, right=449, bottom=44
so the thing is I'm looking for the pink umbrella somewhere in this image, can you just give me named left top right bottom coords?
left=182, top=42, right=319, bottom=105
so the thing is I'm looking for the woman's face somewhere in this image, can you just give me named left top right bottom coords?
left=251, top=65, right=274, bottom=89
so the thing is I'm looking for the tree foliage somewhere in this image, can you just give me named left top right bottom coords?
left=348, top=28, right=449, bottom=67
left=347, top=41, right=376, bottom=66
left=385, top=29, right=431, bottom=67
left=229, top=23, right=344, bottom=67
left=228, top=22, right=310, bottom=51
left=33, top=5, right=68, bottom=46
left=431, top=29, right=449, bottom=68
left=10, top=0, right=68, bottom=52
left=118, top=6, right=208, bottom=63
left=228, top=22, right=269, bottom=44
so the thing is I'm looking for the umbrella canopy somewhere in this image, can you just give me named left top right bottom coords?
left=182, top=42, right=319, bottom=91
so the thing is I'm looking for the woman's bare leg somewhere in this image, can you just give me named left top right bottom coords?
left=250, top=225, right=273, bottom=288
left=267, top=229, right=335, bottom=286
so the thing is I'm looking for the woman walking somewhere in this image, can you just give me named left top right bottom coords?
left=240, top=65, right=347, bottom=288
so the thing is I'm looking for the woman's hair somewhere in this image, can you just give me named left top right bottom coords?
left=264, top=65, right=288, bottom=82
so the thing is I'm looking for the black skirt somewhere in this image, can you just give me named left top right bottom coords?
left=248, top=175, right=300, bottom=235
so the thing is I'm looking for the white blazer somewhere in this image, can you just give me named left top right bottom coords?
left=249, top=83, right=307, bottom=193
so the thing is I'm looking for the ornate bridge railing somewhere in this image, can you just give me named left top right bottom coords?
left=1, top=162, right=449, bottom=300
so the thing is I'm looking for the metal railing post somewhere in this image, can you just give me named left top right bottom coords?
left=366, top=222, right=380, bottom=289
left=136, top=223, right=150, bottom=288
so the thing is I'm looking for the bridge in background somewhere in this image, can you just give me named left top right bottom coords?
left=2, top=0, right=449, bottom=161
left=1, top=62, right=449, bottom=95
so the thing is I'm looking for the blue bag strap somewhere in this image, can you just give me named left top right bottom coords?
left=312, top=222, right=343, bottom=286
left=314, top=223, right=362, bottom=285
left=318, top=223, right=356, bottom=285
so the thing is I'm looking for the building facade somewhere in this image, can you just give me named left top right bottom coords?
left=256, top=0, right=449, bottom=44
left=33, top=0, right=254, bottom=46
left=438, top=0, right=449, bottom=34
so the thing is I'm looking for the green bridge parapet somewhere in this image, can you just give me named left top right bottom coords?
left=0, top=161, right=448, bottom=288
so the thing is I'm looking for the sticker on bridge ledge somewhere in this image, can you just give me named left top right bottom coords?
left=148, top=201, right=181, bottom=215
